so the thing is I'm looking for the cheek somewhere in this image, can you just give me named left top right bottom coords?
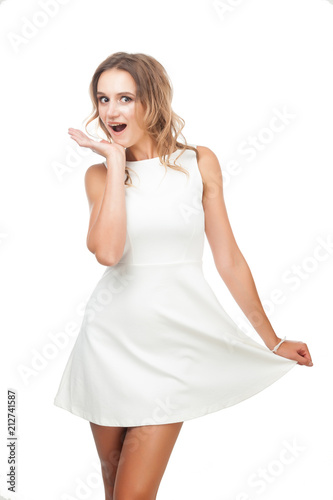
left=127, top=106, right=137, bottom=121
left=132, top=110, right=144, bottom=129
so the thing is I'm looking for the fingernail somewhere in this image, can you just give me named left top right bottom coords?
left=308, top=362, right=313, bottom=366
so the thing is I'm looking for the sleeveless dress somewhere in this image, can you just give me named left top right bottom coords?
left=53, top=145, right=297, bottom=427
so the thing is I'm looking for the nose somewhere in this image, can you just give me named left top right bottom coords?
left=105, top=99, right=121, bottom=120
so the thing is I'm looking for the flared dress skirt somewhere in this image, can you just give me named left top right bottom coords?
left=53, top=145, right=297, bottom=427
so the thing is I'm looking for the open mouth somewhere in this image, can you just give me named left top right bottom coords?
left=110, top=124, right=127, bottom=132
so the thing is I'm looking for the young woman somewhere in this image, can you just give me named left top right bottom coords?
left=54, top=52, right=313, bottom=499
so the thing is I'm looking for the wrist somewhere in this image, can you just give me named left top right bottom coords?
left=270, top=336, right=287, bottom=353
left=265, top=336, right=281, bottom=351
left=105, top=158, right=126, bottom=171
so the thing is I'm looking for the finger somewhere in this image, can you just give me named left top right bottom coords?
left=68, top=130, right=81, bottom=139
left=68, top=128, right=81, bottom=135
left=297, top=344, right=313, bottom=364
left=68, top=129, right=87, bottom=139
left=296, top=350, right=313, bottom=366
left=67, top=130, right=92, bottom=148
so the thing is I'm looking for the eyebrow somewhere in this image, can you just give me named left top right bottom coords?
left=96, top=91, right=135, bottom=96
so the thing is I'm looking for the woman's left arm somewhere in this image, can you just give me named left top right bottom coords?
left=197, top=146, right=313, bottom=367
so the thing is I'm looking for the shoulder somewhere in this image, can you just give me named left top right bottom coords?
left=196, top=145, right=216, bottom=157
left=85, top=162, right=107, bottom=183
left=196, top=146, right=220, bottom=167
left=85, top=161, right=107, bottom=178
left=195, top=146, right=223, bottom=193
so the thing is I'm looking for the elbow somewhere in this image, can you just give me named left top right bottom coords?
left=94, top=249, right=119, bottom=267
left=87, top=235, right=125, bottom=267
left=87, top=241, right=118, bottom=267
left=215, top=251, right=246, bottom=275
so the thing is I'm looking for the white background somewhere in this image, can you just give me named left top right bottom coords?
left=0, top=0, right=332, bottom=498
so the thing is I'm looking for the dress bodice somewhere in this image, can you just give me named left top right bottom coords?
left=103, top=145, right=205, bottom=266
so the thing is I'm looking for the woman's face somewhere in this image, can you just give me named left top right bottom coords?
left=97, top=68, right=147, bottom=147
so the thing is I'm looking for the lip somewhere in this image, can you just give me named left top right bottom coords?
left=108, top=123, right=127, bottom=136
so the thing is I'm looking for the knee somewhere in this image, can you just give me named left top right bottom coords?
left=114, top=483, right=156, bottom=500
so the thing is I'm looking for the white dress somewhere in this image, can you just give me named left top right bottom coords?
left=53, top=145, right=297, bottom=427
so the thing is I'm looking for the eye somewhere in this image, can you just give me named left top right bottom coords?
left=98, top=96, right=133, bottom=103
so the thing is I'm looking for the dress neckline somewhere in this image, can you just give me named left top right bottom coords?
left=103, top=147, right=185, bottom=169
left=125, top=148, right=179, bottom=165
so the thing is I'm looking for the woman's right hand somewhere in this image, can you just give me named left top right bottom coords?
left=68, top=128, right=126, bottom=166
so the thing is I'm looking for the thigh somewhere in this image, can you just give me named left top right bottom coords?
left=114, top=421, right=183, bottom=499
left=89, top=422, right=128, bottom=483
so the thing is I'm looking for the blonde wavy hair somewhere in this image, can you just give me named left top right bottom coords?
left=83, top=51, right=198, bottom=187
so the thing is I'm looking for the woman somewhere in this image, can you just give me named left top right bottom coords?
left=54, top=52, right=313, bottom=499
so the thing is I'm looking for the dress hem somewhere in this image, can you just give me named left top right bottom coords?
left=53, top=359, right=297, bottom=427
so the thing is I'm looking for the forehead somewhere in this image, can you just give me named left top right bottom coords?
left=97, top=68, right=136, bottom=93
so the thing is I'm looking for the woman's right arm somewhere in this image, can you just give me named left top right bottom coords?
left=85, top=157, right=126, bottom=267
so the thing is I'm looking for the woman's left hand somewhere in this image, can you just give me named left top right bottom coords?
left=273, top=339, right=313, bottom=366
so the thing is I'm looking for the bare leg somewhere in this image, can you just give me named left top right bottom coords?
left=113, top=421, right=183, bottom=500
left=89, top=421, right=128, bottom=500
